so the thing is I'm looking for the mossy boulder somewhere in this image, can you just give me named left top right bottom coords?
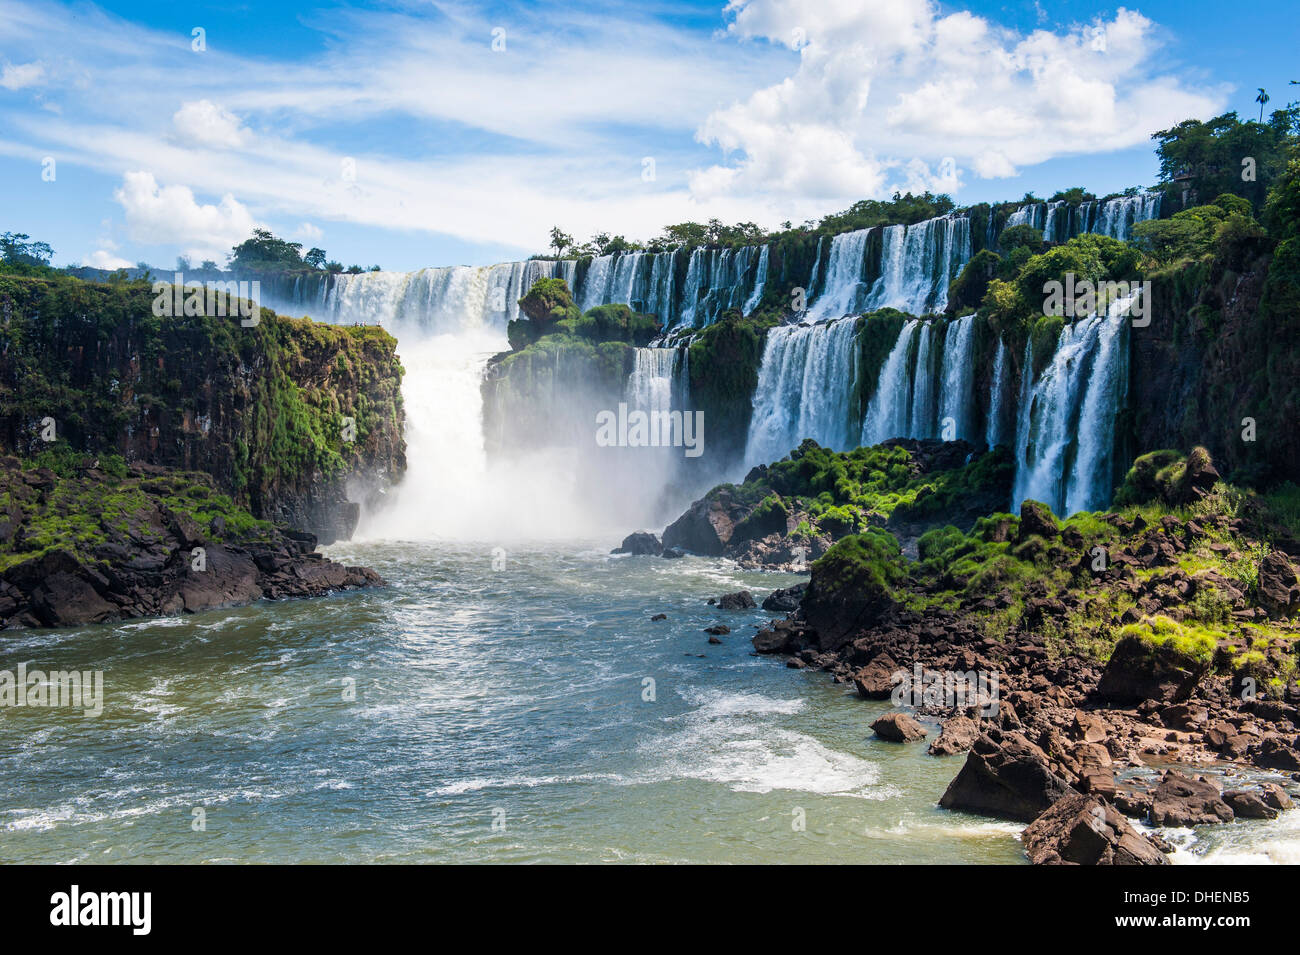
left=801, top=529, right=904, bottom=652
left=1017, top=499, right=1060, bottom=542
left=1096, top=615, right=1215, bottom=703
left=1114, top=449, right=1185, bottom=505
left=517, top=277, right=580, bottom=331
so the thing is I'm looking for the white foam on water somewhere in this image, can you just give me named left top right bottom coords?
left=637, top=688, right=891, bottom=798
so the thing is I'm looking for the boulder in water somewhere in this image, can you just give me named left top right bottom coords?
left=717, top=590, right=756, bottom=610
left=1149, top=770, right=1234, bottom=826
left=871, top=711, right=927, bottom=742
left=761, top=582, right=807, bottom=612
left=612, top=532, right=662, bottom=556
left=939, top=728, right=1075, bottom=822
left=1021, top=793, right=1168, bottom=865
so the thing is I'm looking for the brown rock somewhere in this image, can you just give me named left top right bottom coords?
left=871, top=711, right=928, bottom=742
left=1259, top=783, right=1294, bottom=811
left=1072, top=711, right=1109, bottom=743
left=939, top=729, right=1076, bottom=822
left=853, top=661, right=898, bottom=700
left=1022, top=792, right=1168, bottom=865
left=1150, top=770, right=1234, bottom=826
left=1259, top=551, right=1300, bottom=618
left=1223, top=790, right=1278, bottom=820
left=928, top=715, right=980, bottom=756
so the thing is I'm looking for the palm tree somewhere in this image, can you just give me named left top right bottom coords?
left=1256, top=88, right=1270, bottom=122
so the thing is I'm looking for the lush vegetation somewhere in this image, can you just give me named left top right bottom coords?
left=0, top=273, right=403, bottom=511
left=709, top=437, right=1013, bottom=540
left=0, top=459, right=274, bottom=574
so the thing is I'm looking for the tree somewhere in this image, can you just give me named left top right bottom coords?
left=0, top=232, right=53, bottom=266
left=176, top=255, right=192, bottom=271
left=1152, top=111, right=1299, bottom=210
left=1257, top=88, right=1271, bottom=123
left=228, top=228, right=305, bottom=272
left=199, top=259, right=219, bottom=271
left=548, top=227, right=573, bottom=256
left=304, top=247, right=327, bottom=269
left=998, top=224, right=1046, bottom=255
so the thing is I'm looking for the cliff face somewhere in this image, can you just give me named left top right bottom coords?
left=0, top=275, right=406, bottom=542
left=1128, top=240, right=1300, bottom=487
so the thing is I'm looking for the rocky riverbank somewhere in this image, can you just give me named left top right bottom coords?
left=0, top=457, right=383, bottom=629
left=616, top=437, right=1011, bottom=568
left=635, top=443, right=1300, bottom=863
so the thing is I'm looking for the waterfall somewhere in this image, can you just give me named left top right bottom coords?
left=679, top=245, right=765, bottom=328
left=807, top=236, right=826, bottom=301
left=626, top=345, right=688, bottom=414
left=267, top=251, right=688, bottom=334
left=578, top=250, right=677, bottom=323
left=743, top=245, right=770, bottom=315
left=864, top=215, right=971, bottom=315
left=744, top=317, right=861, bottom=466
left=806, top=228, right=873, bottom=321
left=805, top=214, right=971, bottom=321
left=1064, top=294, right=1133, bottom=513
left=938, top=315, right=977, bottom=440
left=1011, top=295, right=1133, bottom=515
left=861, top=320, right=919, bottom=445
left=908, top=322, right=936, bottom=439
left=1001, top=192, right=1161, bottom=245
left=1095, top=193, right=1162, bottom=241
left=292, top=259, right=575, bottom=333
left=986, top=338, right=1008, bottom=449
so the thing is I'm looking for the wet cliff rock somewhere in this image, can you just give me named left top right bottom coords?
left=0, top=274, right=405, bottom=543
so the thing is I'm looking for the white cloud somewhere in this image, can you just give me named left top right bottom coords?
left=693, top=2, right=1227, bottom=200
left=86, top=249, right=132, bottom=269
left=0, top=60, right=44, bottom=90
left=0, top=0, right=1231, bottom=262
left=171, top=99, right=249, bottom=148
left=112, top=170, right=257, bottom=262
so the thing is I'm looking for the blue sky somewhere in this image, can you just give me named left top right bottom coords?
left=1, top=0, right=1295, bottom=271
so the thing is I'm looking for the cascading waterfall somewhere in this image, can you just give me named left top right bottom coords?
left=861, top=320, right=919, bottom=446
left=986, top=338, right=1009, bottom=449
left=1063, top=295, right=1133, bottom=513
left=807, top=236, right=826, bottom=300
left=1011, top=294, right=1134, bottom=516
left=679, top=245, right=766, bottom=328
left=578, top=250, right=677, bottom=322
left=626, top=345, right=689, bottom=414
left=805, top=214, right=972, bottom=322
left=908, top=322, right=937, bottom=439
left=283, top=259, right=577, bottom=333
left=743, top=245, right=770, bottom=315
left=806, top=229, right=873, bottom=322
left=744, top=317, right=861, bottom=466
left=1002, top=192, right=1161, bottom=245
left=864, top=215, right=971, bottom=315
left=938, top=314, right=977, bottom=440
left=1095, top=193, right=1162, bottom=241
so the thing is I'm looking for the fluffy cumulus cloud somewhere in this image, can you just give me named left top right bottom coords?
left=0, top=0, right=1231, bottom=263
left=171, top=100, right=250, bottom=148
left=691, top=1, right=1226, bottom=202
left=86, top=249, right=132, bottom=269
left=113, top=171, right=257, bottom=263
